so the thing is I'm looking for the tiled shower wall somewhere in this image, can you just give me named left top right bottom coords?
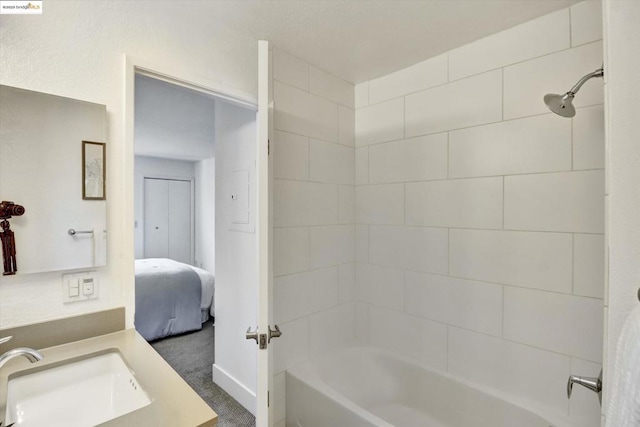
left=354, top=2, right=604, bottom=426
left=271, top=49, right=356, bottom=425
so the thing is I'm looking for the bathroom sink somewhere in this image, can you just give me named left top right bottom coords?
left=4, top=350, right=152, bottom=427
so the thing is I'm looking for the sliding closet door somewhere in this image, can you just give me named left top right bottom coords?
left=168, top=179, right=192, bottom=264
left=144, top=178, right=169, bottom=258
left=143, top=177, right=193, bottom=264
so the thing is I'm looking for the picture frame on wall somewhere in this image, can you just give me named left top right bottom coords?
left=82, top=141, right=106, bottom=200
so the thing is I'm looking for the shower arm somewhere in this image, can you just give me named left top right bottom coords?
left=568, top=67, right=604, bottom=95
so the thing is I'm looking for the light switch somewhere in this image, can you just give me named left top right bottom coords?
left=68, top=285, right=79, bottom=298
left=63, top=272, right=98, bottom=303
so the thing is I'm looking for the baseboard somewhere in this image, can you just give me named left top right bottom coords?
left=212, top=363, right=256, bottom=415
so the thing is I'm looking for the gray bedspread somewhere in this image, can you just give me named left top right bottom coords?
left=135, top=258, right=202, bottom=341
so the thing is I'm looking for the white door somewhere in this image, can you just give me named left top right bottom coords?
left=255, top=40, right=275, bottom=427
left=143, top=177, right=193, bottom=264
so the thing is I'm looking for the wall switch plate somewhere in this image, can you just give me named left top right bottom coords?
left=62, top=271, right=99, bottom=303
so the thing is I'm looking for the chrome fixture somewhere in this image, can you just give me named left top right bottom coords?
left=544, top=66, right=604, bottom=118
left=567, top=368, right=602, bottom=406
left=0, top=336, right=44, bottom=369
left=68, top=229, right=93, bottom=236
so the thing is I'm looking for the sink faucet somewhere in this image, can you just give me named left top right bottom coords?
left=0, top=336, right=44, bottom=369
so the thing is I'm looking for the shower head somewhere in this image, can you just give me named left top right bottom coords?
left=544, top=92, right=575, bottom=118
left=544, top=66, right=604, bottom=118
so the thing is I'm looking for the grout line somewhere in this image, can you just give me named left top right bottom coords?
left=501, top=67, right=505, bottom=121
left=572, top=233, right=575, bottom=295
left=276, top=220, right=605, bottom=236
left=336, top=102, right=605, bottom=149
left=274, top=77, right=355, bottom=110
left=568, top=6, right=573, bottom=48
left=501, top=285, right=505, bottom=338
left=502, top=176, right=505, bottom=229
left=446, top=132, right=450, bottom=179
left=339, top=261, right=605, bottom=301
left=571, top=115, right=575, bottom=171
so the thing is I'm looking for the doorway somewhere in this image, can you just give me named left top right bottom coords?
left=130, top=68, right=259, bottom=426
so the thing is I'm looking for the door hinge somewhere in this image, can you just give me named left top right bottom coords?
left=267, top=139, right=270, bottom=156
left=268, top=391, right=270, bottom=407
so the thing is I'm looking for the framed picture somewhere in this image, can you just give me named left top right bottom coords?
left=82, top=141, right=106, bottom=200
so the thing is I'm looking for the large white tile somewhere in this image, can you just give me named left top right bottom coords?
left=504, top=41, right=603, bottom=120
left=569, top=358, right=602, bottom=427
left=574, top=233, right=605, bottom=298
left=369, top=305, right=447, bottom=370
left=274, top=267, right=339, bottom=324
left=273, top=371, right=286, bottom=423
left=405, top=177, right=503, bottom=229
left=274, top=317, right=309, bottom=374
left=573, top=105, right=605, bottom=170
left=571, top=0, right=603, bottom=47
left=309, top=139, right=354, bottom=185
left=449, top=9, right=569, bottom=81
left=405, top=70, right=502, bottom=137
left=274, top=227, right=309, bottom=277
left=274, top=130, right=309, bottom=181
left=405, top=272, right=503, bottom=336
left=338, top=105, right=355, bottom=147
left=309, top=225, right=355, bottom=269
left=449, top=114, right=572, bottom=178
left=338, top=185, right=355, bottom=224
left=369, top=225, right=448, bottom=274
left=368, top=133, right=447, bottom=183
left=504, top=170, right=604, bottom=233
left=309, top=303, right=355, bottom=355
left=448, top=327, right=571, bottom=413
left=274, top=80, right=338, bottom=142
left=355, top=98, right=404, bottom=146
left=354, top=302, right=368, bottom=343
left=503, top=287, right=603, bottom=362
left=274, top=180, right=337, bottom=227
left=355, top=82, right=369, bottom=109
left=368, top=54, right=447, bottom=104
left=274, top=49, right=308, bottom=91
left=355, top=147, right=369, bottom=185
left=356, top=184, right=404, bottom=225
left=356, top=224, right=369, bottom=263
left=450, top=229, right=573, bottom=293
left=356, top=263, right=404, bottom=311
left=309, top=66, right=354, bottom=108
left=338, top=263, right=356, bottom=303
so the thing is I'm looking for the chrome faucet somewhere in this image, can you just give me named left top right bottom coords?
left=0, top=336, right=44, bottom=369
left=567, top=369, right=602, bottom=406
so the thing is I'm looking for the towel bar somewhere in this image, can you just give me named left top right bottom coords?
left=67, top=229, right=93, bottom=236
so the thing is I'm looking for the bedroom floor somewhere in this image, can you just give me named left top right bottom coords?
left=151, top=319, right=256, bottom=427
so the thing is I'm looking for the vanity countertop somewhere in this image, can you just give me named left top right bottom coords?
left=0, top=328, right=218, bottom=427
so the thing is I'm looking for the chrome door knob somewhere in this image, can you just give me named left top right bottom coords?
left=268, top=325, right=282, bottom=343
left=246, top=327, right=258, bottom=344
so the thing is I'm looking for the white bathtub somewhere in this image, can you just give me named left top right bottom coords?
left=286, top=346, right=576, bottom=427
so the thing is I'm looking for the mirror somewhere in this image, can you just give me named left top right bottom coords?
left=0, top=85, right=107, bottom=274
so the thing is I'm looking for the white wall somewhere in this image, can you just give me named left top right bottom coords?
left=354, top=3, right=604, bottom=426
left=271, top=49, right=356, bottom=425
left=195, top=158, right=215, bottom=273
left=213, top=100, right=258, bottom=413
left=0, top=1, right=257, bottom=328
left=602, top=0, right=640, bottom=423
left=133, top=156, right=195, bottom=260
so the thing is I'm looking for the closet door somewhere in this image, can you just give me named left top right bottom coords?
left=143, top=178, right=169, bottom=258
left=168, top=179, right=192, bottom=264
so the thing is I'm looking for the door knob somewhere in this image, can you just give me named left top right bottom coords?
left=268, top=325, right=282, bottom=343
left=246, top=327, right=258, bottom=344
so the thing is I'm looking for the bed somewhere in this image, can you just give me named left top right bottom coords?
left=134, top=258, right=215, bottom=341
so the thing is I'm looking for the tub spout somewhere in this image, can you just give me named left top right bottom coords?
left=567, top=369, right=602, bottom=405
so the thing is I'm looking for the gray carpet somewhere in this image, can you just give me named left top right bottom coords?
left=150, top=320, right=256, bottom=427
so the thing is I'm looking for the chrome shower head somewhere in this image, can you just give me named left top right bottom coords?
left=544, top=66, right=604, bottom=118
left=544, top=92, right=576, bottom=118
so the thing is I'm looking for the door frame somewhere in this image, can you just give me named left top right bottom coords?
left=142, top=176, right=195, bottom=265
left=123, top=54, right=257, bottom=328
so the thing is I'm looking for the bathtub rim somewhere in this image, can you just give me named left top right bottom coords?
left=286, top=344, right=582, bottom=427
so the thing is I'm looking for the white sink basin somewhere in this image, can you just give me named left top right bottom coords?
left=4, top=351, right=152, bottom=427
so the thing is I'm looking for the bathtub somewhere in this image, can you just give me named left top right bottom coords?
left=286, top=346, right=576, bottom=427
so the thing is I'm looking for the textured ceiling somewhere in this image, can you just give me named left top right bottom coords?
left=200, top=0, right=581, bottom=83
